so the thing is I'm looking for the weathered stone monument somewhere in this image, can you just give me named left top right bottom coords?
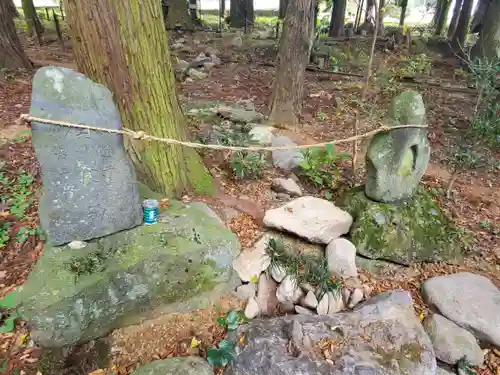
left=17, top=67, right=241, bottom=347
left=30, top=66, right=142, bottom=245
left=339, top=91, right=464, bottom=265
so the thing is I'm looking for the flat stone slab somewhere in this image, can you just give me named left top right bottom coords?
left=15, top=202, right=240, bottom=347
left=30, top=66, right=142, bottom=245
left=226, top=291, right=436, bottom=375
left=130, top=357, right=212, bottom=375
left=263, top=197, right=352, bottom=244
left=422, top=272, right=500, bottom=347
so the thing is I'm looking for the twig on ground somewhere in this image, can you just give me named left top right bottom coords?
left=446, top=170, right=460, bottom=198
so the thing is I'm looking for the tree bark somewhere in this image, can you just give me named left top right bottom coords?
left=471, top=0, right=500, bottom=61
left=7, top=0, right=19, bottom=17
left=269, top=0, right=313, bottom=125
left=329, top=0, right=347, bottom=37
left=230, top=0, right=254, bottom=29
left=63, top=0, right=213, bottom=197
left=434, top=0, right=451, bottom=35
left=21, top=0, right=44, bottom=37
left=378, top=0, right=385, bottom=35
left=470, top=0, right=490, bottom=33
left=448, top=0, right=463, bottom=38
left=363, top=0, right=376, bottom=30
left=0, top=0, right=32, bottom=69
left=399, top=0, right=408, bottom=26
left=166, top=0, right=193, bottom=29
left=451, top=0, right=474, bottom=49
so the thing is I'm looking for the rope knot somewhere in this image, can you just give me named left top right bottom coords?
left=17, top=114, right=31, bottom=126
left=133, top=130, right=146, bottom=140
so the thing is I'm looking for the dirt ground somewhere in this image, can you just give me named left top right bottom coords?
left=0, top=28, right=499, bottom=375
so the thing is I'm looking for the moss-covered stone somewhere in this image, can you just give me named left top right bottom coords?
left=338, top=186, right=467, bottom=265
left=15, top=202, right=240, bottom=347
left=130, top=357, right=213, bottom=375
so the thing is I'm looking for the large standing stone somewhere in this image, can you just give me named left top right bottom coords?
left=226, top=291, right=436, bottom=375
left=422, top=313, right=483, bottom=366
left=130, top=357, right=212, bottom=375
left=15, top=202, right=240, bottom=347
left=365, top=91, right=430, bottom=203
left=30, top=67, right=142, bottom=246
left=422, top=272, right=500, bottom=347
left=339, top=187, right=464, bottom=265
left=326, top=238, right=358, bottom=278
left=263, top=197, right=352, bottom=244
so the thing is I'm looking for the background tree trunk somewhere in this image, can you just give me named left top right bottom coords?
left=363, top=0, right=375, bottom=29
left=329, top=0, right=347, bottom=37
left=451, top=0, right=474, bottom=49
left=434, top=0, right=451, bottom=35
left=448, top=0, right=463, bottom=38
left=399, top=0, right=408, bottom=26
left=269, top=0, right=313, bottom=125
left=471, top=0, right=500, bottom=61
left=0, top=0, right=32, bottom=69
left=21, top=0, right=44, bottom=37
left=63, top=0, right=213, bottom=197
left=378, top=0, right=385, bottom=35
left=166, top=0, right=193, bottom=29
left=230, top=0, right=254, bottom=28
left=470, top=0, right=490, bottom=33
left=7, top=0, right=19, bottom=17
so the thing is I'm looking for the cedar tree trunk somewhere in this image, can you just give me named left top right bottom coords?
left=269, top=0, right=314, bottom=125
left=230, top=0, right=254, bottom=29
left=434, top=0, right=451, bottom=35
left=451, top=0, right=474, bottom=49
left=378, top=0, right=385, bottom=35
left=63, top=0, right=213, bottom=197
left=21, top=0, right=44, bottom=37
left=399, top=0, right=408, bottom=26
left=448, top=0, right=463, bottom=38
left=471, top=0, right=500, bottom=61
left=329, top=0, right=347, bottom=37
left=0, top=0, right=32, bottom=69
left=470, top=0, right=490, bottom=33
left=166, top=0, right=193, bottom=29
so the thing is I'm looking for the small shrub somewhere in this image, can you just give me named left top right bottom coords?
left=217, top=310, right=248, bottom=331
left=0, top=292, right=21, bottom=334
left=230, top=151, right=267, bottom=179
left=207, top=339, right=235, bottom=367
left=0, top=223, right=10, bottom=248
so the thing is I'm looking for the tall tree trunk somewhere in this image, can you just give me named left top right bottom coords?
left=470, top=0, right=490, bottom=33
left=378, top=0, right=385, bottom=35
left=471, top=0, right=500, bottom=61
left=7, top=0, right=19, bottom=17
left=434, top=0, right=451, bottom=35
left=21, top=0, right=44, bottom=37
left=269, top=0, right=313, bottom=125
left=399, top=0, right=408, bottom=26
left=230, top=0, right=254, bottom=28
left=354, top=0, right=364, bottom=32
left=63, top=0, right=213, bottom=197
left=448, top=0, right=463, bottom=38
left=166, top=0, right=194, bottom=29
left=329, top=0, right=347, bottom=37
left=0, top=0, right=32, bottom=69
left=451, top=0, right=474, bottom=49
left=364, top=0, right=375, bottom=26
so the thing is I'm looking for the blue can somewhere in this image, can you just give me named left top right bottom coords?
left=142, top=199, right=159, bottom=225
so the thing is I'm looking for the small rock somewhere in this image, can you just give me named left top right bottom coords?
left=327, top=291, right=345, bottom=314
left=195, top=52, right=206, bottom=60
left=276, top=192, right=291, bottom=200
left=232, top=234, right=271, bottom=282
left=334, top=96, right=343, bottom=109
left=269, top=264, right=286, bottom=283
left=249, top=125, right=275, bottom=145
left=271, top=136, right=304, bottom=170
left=15, top=103, right=23, bottom=108
left=342, top=288, right=351, bottom=305
left=301, top=283, right=316, bottom=293
left=271, top=178, right=302, bottom=197
left=210, top=54, right=222, bottom=66
left=279, top=301, right=295, bottom=313
left=180, top=45, right=194, bottom=53
left=344, top=277, right=362, bottom=290
left=256, top=273, right=279, bottom=316
left=185, top=77, right=194, bottom=83
left=317, top=293, right=329, bottom=315
left=187, top=68, right=207, bottom=80
left=423, top=313, right=483, bottom=366
left=68, top=240, right=87, bottom=249
left=326, top=238, right=358, bottom=278
left=175, top=38, right=186, bottom=43
left=363, top=284, right=373, bottom=299
left=301, top=291, right=318, bottom=309
left=236, top=284, right=256, bottom=300
left=263, top=196, right=353, bottom=244
left=295, top=305, right=314, bottom=315
left=348, top=288, right=364, bottom=308
left=171, top=42, right=184, bottom=50
left=276, top=276, right=303, bottom=303
left=245, top=297, right=261, bottom=319
left=176, top=59, right=190, bottom=70
left=203, top=62, right=216, bottom=70
left=205, top=46, right=218, bottom=56
left=231, top=35, right=243, bottom=47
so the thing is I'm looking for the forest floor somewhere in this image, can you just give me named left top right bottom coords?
left=0, top=26, right=499, bottom=375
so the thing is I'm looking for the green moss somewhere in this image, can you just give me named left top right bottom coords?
left=187, top=153, right=214, bottom=195
left=374, top=342, right=424, bottom=368
left=338, top=186, right=469, bottom=265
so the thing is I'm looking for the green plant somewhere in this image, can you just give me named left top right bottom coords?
left=0, top=292, right=21, bottom=334
left=394, top=53, right=431, bottom=78
left=457, top=356, right=475, bottom=375
left=299, top=144, right=348, bottom=194
left=266, top=237, right=340, bottom=300
left=0, top=223, right=10, bottom=248
left=316, top=111, right=327, bottom=121
left=68, top=249, right=109, bottom=277
left=230, top=151, right=267, bottom=179
left=217, top=310, right=248, bottom=331
left=15, top=226, right=43, bottom=244
left=478, top=220, right=490, bottom=229
left=207, top=339, right=235, bottom=367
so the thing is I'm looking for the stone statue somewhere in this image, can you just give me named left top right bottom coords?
left=365, top=91, right=430, bottom=203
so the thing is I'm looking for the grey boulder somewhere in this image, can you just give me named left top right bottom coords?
left=271, top=136, right=304, bottom=170
left=130, top=357, right=212, bottom=375
left=226, top=291, right=436, bottom=375
left=422, top=272, right=500, bottom=347
left=30, top=66, right=142, bottom=245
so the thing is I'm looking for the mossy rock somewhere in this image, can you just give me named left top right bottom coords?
left=15, top=202, right=240, bottom=347
left=338, top=186, right=467, bottom=265
left=130, top=357, right=212, bottom=375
